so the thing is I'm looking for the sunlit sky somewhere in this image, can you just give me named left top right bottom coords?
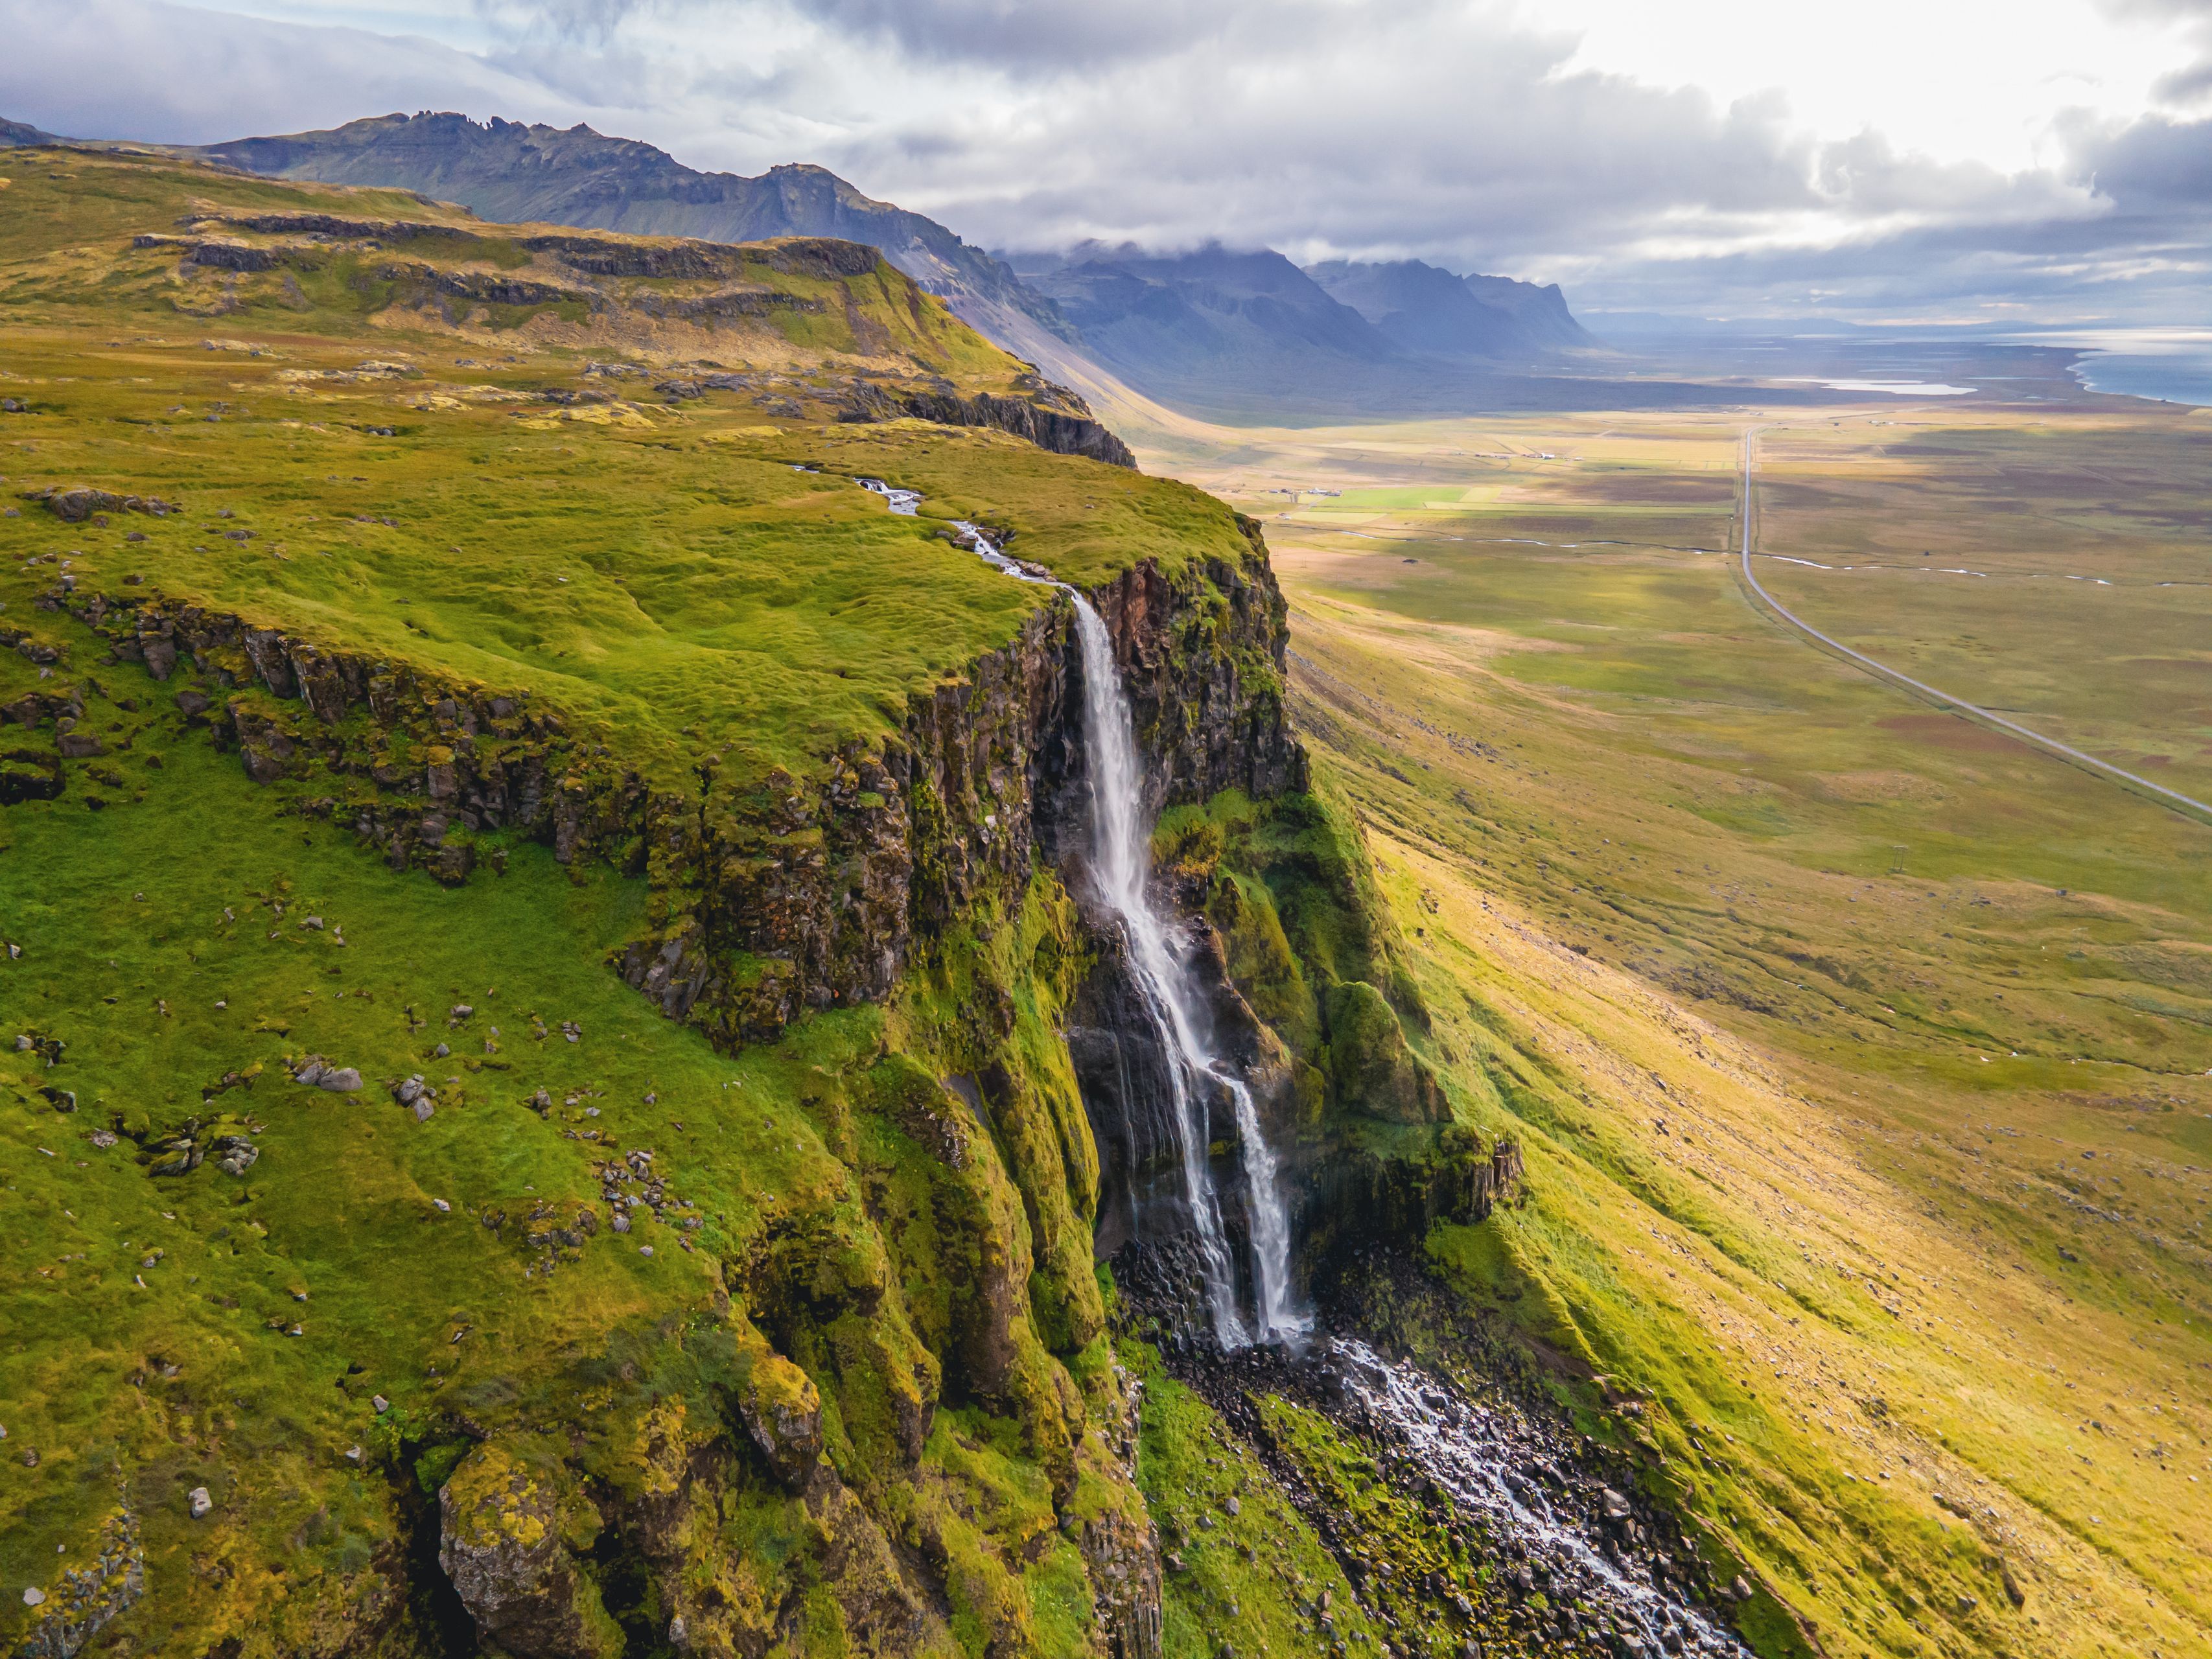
left=1548, top=0, right=2193, bottom=168
left=5, top=0, right=2209, bottom=319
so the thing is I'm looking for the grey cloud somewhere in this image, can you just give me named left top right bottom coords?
left=778, top=0, right=1305, bottom=69
left=3, top=0, right=2206, bottom=324
left=472, top=0, right=657, bottom=45
left=0, top=0, right=574, bottom=145
left=2070, top=111, right=2212, bottom=206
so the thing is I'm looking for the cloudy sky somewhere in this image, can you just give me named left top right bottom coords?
left=5, top=0, right=2209, bottom=321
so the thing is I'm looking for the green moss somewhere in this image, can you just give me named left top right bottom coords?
left=1128, top=1344, right=1379, bottom=1659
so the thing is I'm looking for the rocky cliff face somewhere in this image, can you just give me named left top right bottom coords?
left=22, top=490, right=1511, bottom=1659
left=46, top=505, right=1296, bottom=1045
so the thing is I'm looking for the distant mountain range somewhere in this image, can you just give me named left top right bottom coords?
left=8, top=108, right=1647, bottom=419
left=1008, top=242, right=1594, bottom=415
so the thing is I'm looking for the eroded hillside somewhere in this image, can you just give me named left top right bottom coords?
left=1, top=150, right=1527, bottom=1659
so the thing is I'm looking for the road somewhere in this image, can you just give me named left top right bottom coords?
left=1736, top=429, right=2212, bottom=825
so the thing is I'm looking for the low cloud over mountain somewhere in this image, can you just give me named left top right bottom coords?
left=2, top=0, right=2208, bottom=322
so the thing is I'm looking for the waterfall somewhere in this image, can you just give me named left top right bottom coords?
left=866, top=485, right=1302, bottom=1345
left=1065, top=595, right=1255, bottom=1345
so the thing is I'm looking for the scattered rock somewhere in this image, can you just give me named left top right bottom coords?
left=23, top=1586, right=44, bottom=1607
left=212, top=1137, right=259, bottom=1176
left=320, top=1067, right=362, bottom=1092
left=188, top=1487, right=212, bottom=1518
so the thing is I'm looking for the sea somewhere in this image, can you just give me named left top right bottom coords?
left=2041, top=327, right=2212, bottom=408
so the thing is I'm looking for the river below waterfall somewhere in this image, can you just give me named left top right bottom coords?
left=1176, top=1331, right=1758, bottom=1659
left=859, top=476, right=1755, bottom=1656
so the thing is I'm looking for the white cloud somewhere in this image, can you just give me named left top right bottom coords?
left=1, top=0, right=2206, bottom=321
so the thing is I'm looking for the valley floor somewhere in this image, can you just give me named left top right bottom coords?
left=1130, top=396, right=2212, bottom=1659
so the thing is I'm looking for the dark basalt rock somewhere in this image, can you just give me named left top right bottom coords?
left=900, top=388, right=1138, bottom=469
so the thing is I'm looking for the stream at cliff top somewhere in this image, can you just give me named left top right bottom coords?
left=858, top=476, right=1304, bottom=1347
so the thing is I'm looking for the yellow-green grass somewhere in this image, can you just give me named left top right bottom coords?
left=0, top=148, right=1253, bottom=1656
left=0, top=713, right=856, bottom=1641
left=1130, top=401, right=2212, bottom=1658
left=0, top=153, right=1252, bottom=800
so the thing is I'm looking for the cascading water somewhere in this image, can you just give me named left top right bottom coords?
left=1065, top=594, right=1261, bottom=1346
left=1330, top=1340, right=1753, bottom=1657
left=855, top=477, right=1303, bottom=1345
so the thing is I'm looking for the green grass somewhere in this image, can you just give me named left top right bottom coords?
left=0, top=146, right=1252, bottom=1659
left=1133, top=400, right=2212, bottom=1659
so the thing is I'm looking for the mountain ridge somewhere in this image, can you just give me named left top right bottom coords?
left=1306, top=256, right=1591, bottom=357
left=187, top=111, right=1078, bottom=347
left=162, top=111, right=1610, bottom=419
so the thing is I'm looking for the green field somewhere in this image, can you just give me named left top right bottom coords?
left=10, top=143, right=2212, bottom=1659
left=1133, top=399, right=2212, bottom=1658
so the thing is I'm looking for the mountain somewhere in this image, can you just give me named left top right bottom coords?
left=176, top=113, right=1624, bottom=421
left=1011, top=241, right=1399, bottom=388
left=1306, top=257, right=1591, bottom=356
left=187, top=111, right=1076, bottom=345
left=1005, top=241, right=1663, bottom=419
left=1, top=116, right=60, bottom=147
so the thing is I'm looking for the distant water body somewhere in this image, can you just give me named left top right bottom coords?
left=2042, top=327, right=2212, bottom=407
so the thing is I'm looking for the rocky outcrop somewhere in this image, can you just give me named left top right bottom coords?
left=438, top=1444, right=622, bottom=1659
left=23, top=485, right=181, bottom=522
left=900, top=387, right=1137, bottom=469
left=1324, top=979, right=1447, bottom=1124
left=60, top=524, right=1296, bottom=1052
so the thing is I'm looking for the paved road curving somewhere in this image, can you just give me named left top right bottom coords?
left=1736, top=429, right=2212, bottom=825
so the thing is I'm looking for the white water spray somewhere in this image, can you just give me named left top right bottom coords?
left=1334, top=1340, right=1751, bottom=1656
left=856, top=480, right=1303, bottom=1345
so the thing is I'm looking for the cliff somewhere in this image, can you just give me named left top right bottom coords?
left=0, top=149, right=1501, bottom=1659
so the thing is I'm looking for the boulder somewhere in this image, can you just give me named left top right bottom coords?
left=438, top=1443, right=622, bottom=1659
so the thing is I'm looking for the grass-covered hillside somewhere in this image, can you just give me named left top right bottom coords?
left=0, top=147, right=1336, bottom=1658
left=1148, top=402, right=2212, bottom=1659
